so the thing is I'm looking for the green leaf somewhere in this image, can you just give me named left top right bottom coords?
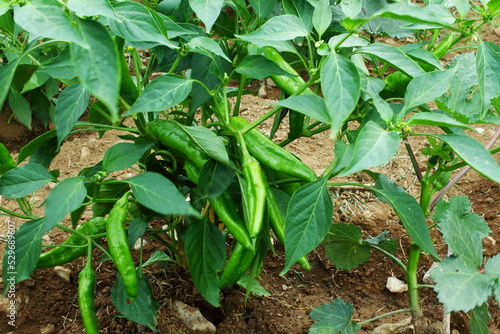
left=324, top=223, right=371, bottom=270
left=125, top=75, right=192, bottom=115
left=92, top=181, right=130, bottom=217
left=187, top=36, right=230, bottom=62
left=470, top=303, right=490, bottom=334
left=338, top=122, right=400, bottom=177
left=236, top=15, right=308, bottom=43
left=372, top=3, right=455, bottom=28
left=17, top=130, right=57, bottom=164
left=341, top=0, right=362, bottom=19
left=270, top=95, right=331, bottom=124
left=321, top=52, right=361, bottom=138
left=487, top=0, right=500, bottom=12
left=403, top=68, right=456, bottom=113
left=282, top=0, right=315, bottom=33
left=45, top=177, right=87, bottom=228
left=109, top=1, right=177, bottom=49
left=126, top=172, right=201, bottom=217
left=8, top=88, right=32, bottom=130
left=477, top=41, right=500, bottom=118
left=185, top=219, right=225, bottom=306
left=71, top=19, right=119, bottom=122
left=371, top=188, right=439, bottom=259
left=184, top=125, right=230, bottom=166
left=404, top=48, right=442, bottom=70
left=432, top=196, right=490, bottom=266
left=429, top=133, right=500, bottom=184
left=53, top=84, right=90, bottom=147
left=189, top=0, right=223, bottom=32
left=248, top=0, right=276, bottom=20
left=484, top=254, right=500, bottom=279
left=282, top=178, right=333, bottom=274
left=313, top=0, right=333, bottom=38
left=235, top=55, right=296, bottom=80
left=39, top=47, right=77, bottom=80
left=309, top=298, right=360, bottom=334
left=236, top=273, right=271, bottom=296
left=142, top=250, right=175, bottom=268
left=355, top=44, right=425, bottom=78
left=111, top=271, right=159, bottom=331
left=102, top=143, right=152, bottom=173
left=0, top=163, right=56, bottom=198
left=2, top=219, right=45, bottom=295
left=67, top=0, right=118, bottom=20
left=406, top=112, right=473, bottom=129
left=198, top=160, right=234, bottom=199
left=432, top=256, right=495, bottom=312
left=13, top=0, right=85, bottom=46
left=0, top=60, right=21, bottom=111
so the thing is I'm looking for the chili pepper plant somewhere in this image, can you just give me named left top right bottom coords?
left=0, top=0, right=499, bottom=332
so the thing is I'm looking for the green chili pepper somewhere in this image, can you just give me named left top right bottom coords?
left=219, top=241, right=256, bottom=289
left=230, top=116, right=317, bottom=183
left=106, top=193, right=138, bottom=301
left=260, top=47, right=315, bottom=96
left=78, top=258, right=99, bottom=334
left=430, top=33, right=459, bottom=60
left=37, top=217, right=107, bottom=269
left=184, top=160, right=255, bottom=251
left=265, top=185, right=311, bottom=271
left=0, top=142, right=15, bottom=174
left=241, top=153, right=267, bottom=238
left=149, top=119, right=209, bottom=169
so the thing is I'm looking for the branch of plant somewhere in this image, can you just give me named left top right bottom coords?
left=369, top=244, right=407, bottom=271
left=357, top=308, right=412, bottom=326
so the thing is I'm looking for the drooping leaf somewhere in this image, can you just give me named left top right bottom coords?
left=125, top=172, right=201, bottom=217
left=109, top=1, right=177, bottom=49
left=338, top=122, right=400, bottom=177
left=432, top=196, right=490, bottom=266
left=470, top=303, right=490, bottom=334
left=324, top=223, right=371, bottom=270
left=0, top=163, right=56, bottom=198
left=184, top=219, right=225, bottom=306
left=125, top=75, right=193, bottom=116
left=45, top=177, right=87, bottom=228
left=13, top=0, right=85, bottom=46
left=142, top=250, right=175, bottom=268
left=321, top=52, right=360, bottom=138
left=372, top=3, right=456, bottom=28
left=67, top=0, right=118, bottom=20
left=432, top=256, right=495, bottom=313
left=248, top=0, right=276, bottom=20
left=235, top=55, right=296, bottom=80
left=71, top=19, right=119, bottom=122
left=189, top=0, right=224, bottom=32
left=429, top=133, right=500, bottom=184
left=282, top=178, right=333, bottom=274
left=17, top=130, right=57, bottom=164
left=406, top=112, right=473, bottom=129
left=403, top=68, right=456, bottom=113
left=282, top=0, right=315, bottom=33
left=53, top=84, right=90, bottom=147
left=309, top=298, right=360, bottom=334
left=112, top=271, right=159, bottom=331
left=0, top=60, right=21, bottom=111
left=198, top=160, right=234, bottom=199
left=236, top=15, right=308, bottom=43
left=38, top=46, right=77, bottom=80
left=476, top=41, right=500, bottom=119
left=184, top=125, right=230, bottom=166
left=270, top=95, right=331, bottom=124
left=187, top=36, right=230, bottom=62
left=355, top=44, right=424, bottom=78
left=2, top=219, right=45, bottom=295
left=8, top=88, right=32, bottom=129
left=102, top=143, right=153, bottom=173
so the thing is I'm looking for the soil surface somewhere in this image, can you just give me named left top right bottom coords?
left=1, top=29, right=500, bottom=334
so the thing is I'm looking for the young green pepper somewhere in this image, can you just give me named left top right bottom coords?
left=241, top=153, right=267, bottom=238
left=37, top=217, right=107, bottom=269
left=184, top=160, right=255, bottom=251
left=148, top=119, right=209, bottom=169
left=106, top=193, right=138, bottom=301
left=229, top=116, right=317, bottom=183
left=219, top=241, right=256, bottom=289
left=78, top=258, right=99, bottom=334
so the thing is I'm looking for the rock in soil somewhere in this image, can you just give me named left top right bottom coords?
left=171, top=300, right=216, bottom=333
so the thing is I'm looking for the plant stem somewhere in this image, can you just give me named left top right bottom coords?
left=357, top=308, right=411, bottom=326
left=403, top=138, right=422, bottom=181
left=407, top=244, right=422, bottom=319
left=369, top=245, right=407, bottom=271
left=0, top=206, right=38, bottom=220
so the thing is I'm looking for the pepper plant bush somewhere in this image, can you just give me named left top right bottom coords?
left=1, top=0, right=500, bottom=332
